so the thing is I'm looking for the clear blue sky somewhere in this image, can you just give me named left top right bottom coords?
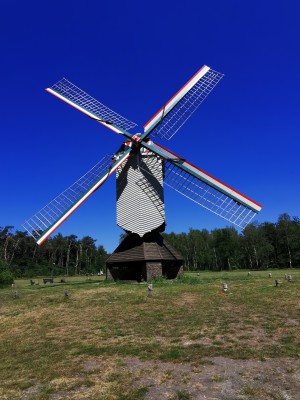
left=1, top=1, right=299, bottom=252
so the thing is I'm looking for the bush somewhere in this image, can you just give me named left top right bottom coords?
left=151, top=275, right=167, bottom=283
left=0, top=270, right=14, bottom=286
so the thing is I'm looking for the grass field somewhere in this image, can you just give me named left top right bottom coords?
left=1, top=270, right=300, bottom=399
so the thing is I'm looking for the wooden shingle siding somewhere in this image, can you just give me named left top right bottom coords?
left=116, top=153, right=165, bottom=236
left=106, top=232, right=183, bottom=263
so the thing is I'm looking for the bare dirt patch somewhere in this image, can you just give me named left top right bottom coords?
left=38, top=355, right=300, bottom=400
left=124, top=356, right=300, bottom=399
left=286, top=319, right=300, bottom=326
left=175, top=292, right=201, bottom=307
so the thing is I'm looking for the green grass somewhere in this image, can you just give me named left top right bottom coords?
left=0, top=269, right=300, bottom=399
left=175, top=390, right=192, bottom=400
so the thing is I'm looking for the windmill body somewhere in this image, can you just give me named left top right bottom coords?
left=23, top=66, right=262, bottom=281
left=113, top=146, right=171, bottom=282
left=116, top=149, right=165, bottom=236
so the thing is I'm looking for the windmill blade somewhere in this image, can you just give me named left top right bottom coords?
left=143, top=66, right=224, bottom=141
left=141, top=141, right=262, bottom=229
left=22, top=149, right=132, bottom=245
left=46, top=78, right=137, bottom=137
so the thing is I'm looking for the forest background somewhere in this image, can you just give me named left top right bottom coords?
left=1, top=213, right=299, bottom=285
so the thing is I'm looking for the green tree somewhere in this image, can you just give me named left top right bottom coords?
left=277, top=213, right=300, bottom=268
left=211, top=227, right=240, bottom=270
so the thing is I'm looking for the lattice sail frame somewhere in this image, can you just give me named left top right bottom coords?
left=23, top=151, right=131, bottom=244
left=143, top=66, right=224, bottom=141
left=164, top=161, right=257, bottom=229
left=140, top=141, right=262, bottom=229
left=46, top=78, right=137, bottom=133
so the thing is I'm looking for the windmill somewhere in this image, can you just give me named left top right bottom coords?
left=23, top=66, right=262, bottom=281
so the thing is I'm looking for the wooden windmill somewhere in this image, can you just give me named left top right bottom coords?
left=23, top=66, right=262, bottom=281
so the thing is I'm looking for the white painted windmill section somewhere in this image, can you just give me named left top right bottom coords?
left=143, top=65, right=210, bottom=134
left=153, top=143, right=262, bottom=213
left=36, top=153, right=130, bottom=245
left=181, top=161, right=262, bottom=212
left=46, top=88, right=123, bottom=134
left=116, top=154, right=165, bottom=236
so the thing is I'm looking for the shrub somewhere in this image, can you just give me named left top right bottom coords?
left=0, top=270, right=14, bottom=286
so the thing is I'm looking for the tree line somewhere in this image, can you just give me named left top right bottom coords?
left=164, top=213, right=300, bottom=271
left=0, top=229, right=108, bottom=282
left=1, top=213, right=299, bottom=283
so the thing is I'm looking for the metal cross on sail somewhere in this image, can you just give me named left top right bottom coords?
left=23, top=65, right=262, bottom=245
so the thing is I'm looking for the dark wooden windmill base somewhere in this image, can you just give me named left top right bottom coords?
left=106, top=232, right=184, bottom=282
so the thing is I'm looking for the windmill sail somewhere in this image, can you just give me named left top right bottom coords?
left=22, top=150, right=132, bottom=245
left=141, top=142, right=262, bottom=229
left=46, top=78, right=137, bottom=136
left=143, top=66, right=223, bottom=140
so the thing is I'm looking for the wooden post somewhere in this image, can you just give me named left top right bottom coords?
left=148, top=283, right=153, bottom=298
